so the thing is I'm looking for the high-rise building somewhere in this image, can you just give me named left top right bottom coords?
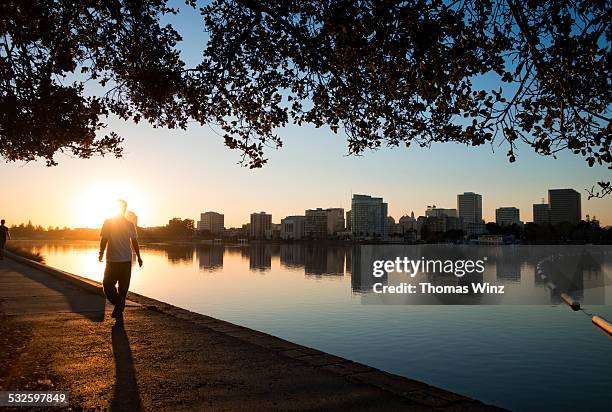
left=457, top=192, right=483, bottom=224
left=495, top=207, right=521, bottom=226
left=425, top=206, right=458, bottom=218
left=548, top=189, right=581, bottom=225
left=197, top=211, right=224, bottom=234
left=280, top=216, right=306, bottom=240
left=250, top=212, right=272, bottom=238
left=304, top=208, right=345, bottom=238
left=305, top=209, right=329, bottom=239
left=533, top=203, right=550, bottom=225
left=351, top=194, right=388, bottom=239
left=326, top=208, right=345, bottom=235
left=346, top=210, right=352, bottom=231
left=265, top=223, right=281, bottom=240
left=423, top=215, right=462, bottom=233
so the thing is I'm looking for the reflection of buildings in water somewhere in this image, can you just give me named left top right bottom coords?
left=546, top=250, right=605, bottom=303
left=196, top=246, right=224, bottom=271
left=583, top=265, right=605, bottom=305
left=249, top=244, right=272, bottom=271
left=240, top=246, right=250, bottom=261
left=140, top=244, right=195, bottom=264
left=534, top=263, right=547, bottom=286
left=345, top=249, right=352, bottom=274
left=576, top=250, right=605, bottom=304
left=268, top=243, right=281, bottom=258
left=279, top=244, right=347, bottom=276
left=548, top=254, right=585, bottom=301
left=351, top=246, right=386, bottom=293
left=279, top=244, right=305, bottom=268
left=496, top=260, right=522, bottom=283
left=165, top=245, right=194, bottom=264
left=304, top=245, right=345, bottom=277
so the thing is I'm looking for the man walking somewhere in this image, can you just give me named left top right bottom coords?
left=0, top=219, right=10, bottom=260
left=99, top=200, right=143, bottom=320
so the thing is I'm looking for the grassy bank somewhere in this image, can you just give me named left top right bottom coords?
left=5, top=244, right=45, bottom=263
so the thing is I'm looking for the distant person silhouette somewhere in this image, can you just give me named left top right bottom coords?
left=99, top=200, right=143, bottom=321
left=0, top=219, right=10, bottom=260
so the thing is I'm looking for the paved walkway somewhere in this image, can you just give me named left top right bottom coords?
left=0, top=257, right=500, bottom=411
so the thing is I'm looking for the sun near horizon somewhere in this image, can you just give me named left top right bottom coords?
left=70, top=181, right=151, bottom=229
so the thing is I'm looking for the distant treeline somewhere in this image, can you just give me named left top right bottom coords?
left=8, top=218, right=196, bottom=241
left=9, top=222, right=100, bottom=240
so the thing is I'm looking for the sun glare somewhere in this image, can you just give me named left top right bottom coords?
left=72, top=182, right=148, bottom=228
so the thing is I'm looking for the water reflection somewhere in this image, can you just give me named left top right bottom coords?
left=249, top=244, right=272, bottom=271
left=196, top=247, right=223, bottom=271
left=11, top=241, right=612, bottom=306
left=352, top=244, right=610, bottom=305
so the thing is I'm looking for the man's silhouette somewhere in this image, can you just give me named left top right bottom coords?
left=0, top=219, right=10, bottom=260
left=99, top=200, right=143, bottom=320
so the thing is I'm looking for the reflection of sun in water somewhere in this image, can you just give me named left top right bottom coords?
left=72, top=182, right=148, bottom=228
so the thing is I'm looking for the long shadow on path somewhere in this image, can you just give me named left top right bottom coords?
left=111, top=322, right=143, bottom=412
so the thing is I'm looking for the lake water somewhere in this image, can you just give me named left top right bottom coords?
left=14, top=240, right=612, bottom=411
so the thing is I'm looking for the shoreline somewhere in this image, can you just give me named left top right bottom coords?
left=7, top=237, right=610, bottom=246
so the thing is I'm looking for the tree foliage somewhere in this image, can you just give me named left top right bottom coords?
left=1, top=0, right=186, bottom=165
left=1, top=1, right=610, bottom=190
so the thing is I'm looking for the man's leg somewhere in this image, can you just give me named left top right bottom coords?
left=115, top=262, right=132, bottom=315
left=103, top=262, right=121, bottom=307
left=0, top=240, right=5, bottom=259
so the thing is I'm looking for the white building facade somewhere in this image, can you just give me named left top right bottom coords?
left=197, top=211, right=224, bottom=234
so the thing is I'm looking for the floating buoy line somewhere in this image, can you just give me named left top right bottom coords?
left=536, top=253, right=611, bottom=338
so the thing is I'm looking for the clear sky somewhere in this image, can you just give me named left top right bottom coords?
left=2, top=2, right=611, bottom=229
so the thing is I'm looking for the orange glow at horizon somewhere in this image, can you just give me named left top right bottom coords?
left=71, top=181, right=151, bottom=228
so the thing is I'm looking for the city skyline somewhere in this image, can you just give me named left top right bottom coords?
left=2, top=180, right=608, bottom=230
left=168, top=188, right=593, bottom=231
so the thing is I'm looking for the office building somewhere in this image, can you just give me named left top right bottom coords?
left=346, top=210, right=352, bottom=231
left=533, top=203, right=550, bottom=225
left=304, top=208, right=345, bottom=238
left=458, top=192, right=483, bottom=224
left=280, top=216, right=306, bottom=240
left=326, top=208, right=345, bottom=235
left=423, top=215, right=462, bottom=233
left=197, top=211, right=224, bottom=234
left=265, top=223, right=281, bottom=240
left=425, top=206, right=458, bottom=218
left=495, top=207, right=521, bottom=226
left=548, top=189, right=581, bottom=225
left=305, top=209, right=329, bottom=239
left=250, top=212, right=272, bottom=238
left=351, top=194, right=388, bottom=239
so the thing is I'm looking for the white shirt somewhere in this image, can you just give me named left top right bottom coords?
left=101, top=216, right=137, bottom=262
